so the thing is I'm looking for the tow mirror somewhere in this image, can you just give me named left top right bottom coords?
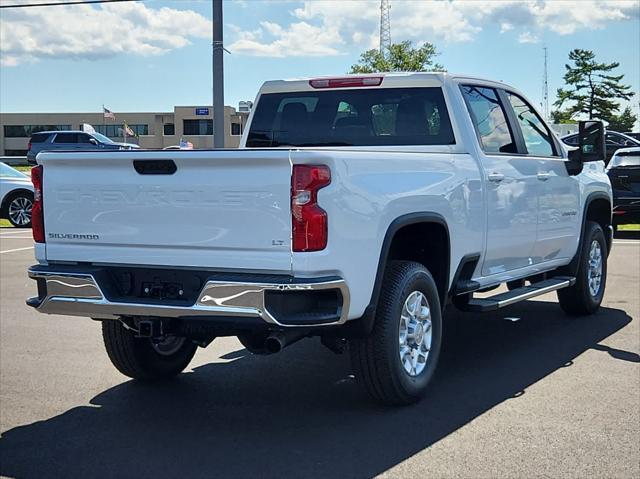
left=569, top=120, right=605, bottom=163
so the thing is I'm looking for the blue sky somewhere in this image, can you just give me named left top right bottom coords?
left=1, top=0, right=639, bottom=124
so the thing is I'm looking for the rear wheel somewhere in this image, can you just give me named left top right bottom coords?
left=102, top=321, right=197, bottom=380
left=5, top=191, right=33, bottom=228
left=557, top=221, right=607, bottom=315
left=350, top=261, right=442, bottom=406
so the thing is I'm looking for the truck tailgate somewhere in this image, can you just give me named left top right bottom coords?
left=39, top=150, right=293, bottom=272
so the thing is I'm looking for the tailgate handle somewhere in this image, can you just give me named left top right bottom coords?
left=133, top=160, right=177, bottom=175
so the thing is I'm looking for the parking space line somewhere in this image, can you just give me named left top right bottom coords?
left=0, top=231, right=32, bottom=237
left=0, top=246, right=34, bottom=254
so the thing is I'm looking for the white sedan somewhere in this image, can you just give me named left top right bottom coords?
left=1, top=163, right=34, bottom=228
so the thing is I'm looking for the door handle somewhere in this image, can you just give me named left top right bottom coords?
left=537, top=172, right=551, bottom=181
left=488, top=172, right=504, bottom=183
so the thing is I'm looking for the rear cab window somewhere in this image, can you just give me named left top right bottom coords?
left=30, top=133, right=50, bottom=144
left=246, top=87, right=455, bottom=147
left=460, top=85, right=517, bottom=154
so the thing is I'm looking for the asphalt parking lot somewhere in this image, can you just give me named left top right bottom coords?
left=0, top=228, right=638, bottom=479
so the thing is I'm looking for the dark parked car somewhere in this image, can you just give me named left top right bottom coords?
left=27, top=130, right=139, bottom=164
left=562, top=130, right=639, bottom=165
left=624, top=132, right=640, bottom=141
left=607, top=147, right=640, bottom=229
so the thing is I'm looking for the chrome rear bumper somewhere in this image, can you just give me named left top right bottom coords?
left=27, top=267, right=349, bottom=328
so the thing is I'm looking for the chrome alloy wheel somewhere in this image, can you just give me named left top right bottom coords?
left=8, top=196, right=32, bottom=226
left=150, top=336, right=187, bottom=356
left=587, top=239, right=603, bottom=297
left=399, top=291, right=432, bottom=377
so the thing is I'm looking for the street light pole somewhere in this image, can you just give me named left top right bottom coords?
left=212, top=0, right=224, bottom=148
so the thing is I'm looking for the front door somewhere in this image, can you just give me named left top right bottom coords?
left=461, top=85, right=539, bottom=276
left=502, top=92, right=581, bottom=263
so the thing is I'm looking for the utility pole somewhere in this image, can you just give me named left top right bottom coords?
left=212, top=0, right=224, bottom=148
left=542, top=46, right=549, bottom=122
left=379, top=0, right=391, bottom=57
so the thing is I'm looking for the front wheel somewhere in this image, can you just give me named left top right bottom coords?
left=350, top=261, right=442, bottom=406
left=557, top=221, right=608, bottom=315
left=102, top=321, right=197, bottom=380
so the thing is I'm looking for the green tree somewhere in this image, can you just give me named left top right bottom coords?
left=554, top=49, right=634, bottom=120
left=349, top=40, right=443, bottom=73
left=606, top=106, right=638, bottom=132
left=550, top=110, right=576, bottom=124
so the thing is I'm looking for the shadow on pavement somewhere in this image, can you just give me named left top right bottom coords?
left=614, top=230, right=640, bottom=240
left=0, top=302, right=634, bottom=479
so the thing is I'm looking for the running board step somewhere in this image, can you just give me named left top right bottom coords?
left=465, top=276, right=576, bottom=312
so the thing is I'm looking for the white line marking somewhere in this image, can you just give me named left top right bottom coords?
left=613, top=241, right=639, bottom=245
left=0, top=237, right=35, bottom=239
left=0, top=246, right=34, bottom=254
left=0, top=230, right=32, bottom=237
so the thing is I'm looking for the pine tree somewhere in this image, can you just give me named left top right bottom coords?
left=554, top=49, right=634, bottom=120
left=606, top=106, right=638, bottom=132
left=349, top=41, right=443, bottom=74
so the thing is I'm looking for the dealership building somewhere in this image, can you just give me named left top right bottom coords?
left=0, top=105, right=250, bottom=156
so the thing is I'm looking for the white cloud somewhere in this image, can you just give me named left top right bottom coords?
left=229, top=0, right=640, bottom=57
left=518, top=31, right=540, bottom=44
left=0, top=2, right=212, bottom=66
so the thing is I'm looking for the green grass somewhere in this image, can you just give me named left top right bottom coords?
left=14, top=166, right=31, bottom=173
left=0, top=219, right=12, bottom=227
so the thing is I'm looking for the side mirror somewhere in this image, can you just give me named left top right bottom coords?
left=89, top=138, right=98, bottom=145
left=568, top=120, right=605, bottom=163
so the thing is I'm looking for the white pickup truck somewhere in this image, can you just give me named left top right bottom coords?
left=27, top=73, right=612, bottom=405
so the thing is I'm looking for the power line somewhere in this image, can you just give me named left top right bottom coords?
left=0, top=0, right=141, bottom=9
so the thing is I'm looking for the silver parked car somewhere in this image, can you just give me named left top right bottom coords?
left=0, top=163, right=34, bottom=228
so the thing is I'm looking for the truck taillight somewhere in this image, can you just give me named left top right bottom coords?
left=309, top=77, right=383, bottom=89
left=291, top=165, right=330, bottom=252
left=31, top=165, right=45, bottom=243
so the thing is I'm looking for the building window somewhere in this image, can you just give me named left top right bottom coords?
left=163, top=123, right=175, bottom=136
left=93, top=124, right=148, bottom=138
left=183, top=119, right=212, bottom=135
left=3, top=149, right=28, bottom=156
left=3, top=125, right=70, bottom=138
left=231, top=122, right=243, bottom=136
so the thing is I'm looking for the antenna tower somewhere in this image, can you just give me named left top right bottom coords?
left=542, top=46, right=549, bottom=121
left=379, top=0, right=391, bottom=57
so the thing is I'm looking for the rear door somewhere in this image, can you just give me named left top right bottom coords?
left=39, top=150, right=293, bottom=273
left=461, top=85, right=539, bottom=275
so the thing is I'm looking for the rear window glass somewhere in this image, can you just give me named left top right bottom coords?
left=247, top=87, right=455, bottom=147
left=610, top=151, right=640, bottom=168
left=30, top=133, right=49, bottom=143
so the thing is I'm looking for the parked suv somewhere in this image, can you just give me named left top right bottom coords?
left=607, top=147, right=640, bottom=229
left=27, top=130, right=139, bottom=164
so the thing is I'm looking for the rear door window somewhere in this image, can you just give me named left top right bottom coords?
left=30, top=133, right=49, bottom=143
left=53, top=133, right=78, bottom=143
left=461, top=85, right=517, bottom=154
left=247, top=87, right=455, bottom=147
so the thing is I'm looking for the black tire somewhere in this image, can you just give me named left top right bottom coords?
left=102, top=321, right=197, bottom=380
left=557, top=221, right=607, bottom=316
left=4, top=191, right=33, bottom=228
left=350, top=261, right=442, bottom=406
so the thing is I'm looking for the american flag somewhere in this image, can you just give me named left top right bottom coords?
left=103, top=107, right=116, bottom=120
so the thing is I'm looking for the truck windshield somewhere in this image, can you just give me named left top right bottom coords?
left=246, top=87, right=455, bottom=147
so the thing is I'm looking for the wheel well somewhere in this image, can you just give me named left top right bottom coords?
left=387, top=222, right=449, bottom=304
left=585, top=197, right=612, bottom=251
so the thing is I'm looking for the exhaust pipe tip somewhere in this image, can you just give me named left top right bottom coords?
left=264, top=335, right=284, bottom=354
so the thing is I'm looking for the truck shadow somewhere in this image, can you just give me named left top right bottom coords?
left=0, top=302, right=634, bottom=479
